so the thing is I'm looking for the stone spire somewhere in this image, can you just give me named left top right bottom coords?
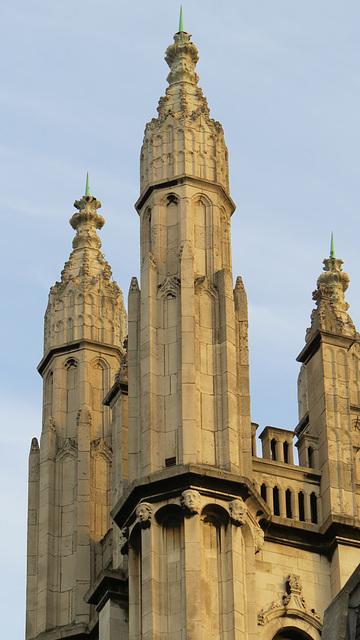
left=139, top=20, right=230, bottom=195
left=306, top=238, right=357, bottom=342
left=43, top=186, right=127, bottom=354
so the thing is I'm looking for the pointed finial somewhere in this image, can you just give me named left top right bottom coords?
left=85, top=172, right=90, bottom=196
left=330, top=231, right=335, bottom=259
left=179, top=5, right=185, bottom=33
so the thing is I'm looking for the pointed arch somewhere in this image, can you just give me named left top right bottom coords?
left=90, top=357, right=111, bottom=438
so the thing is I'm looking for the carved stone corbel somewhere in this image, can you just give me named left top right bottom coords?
left=181, top=489, right=201, bottom=515
left=228, top=499, right=247, bottom=526
left=136, top=502, right=152, bottom=529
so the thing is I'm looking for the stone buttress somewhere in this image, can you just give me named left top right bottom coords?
left=26, top=188, right=127, bottom=639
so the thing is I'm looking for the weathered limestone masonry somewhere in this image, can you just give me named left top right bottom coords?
left=26, top=16, right=360, bottom=640
left=26, top=191, right=127, bottom=639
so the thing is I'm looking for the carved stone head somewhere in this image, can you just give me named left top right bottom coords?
left=254, top=527, right=265, bottom=553
left=181, top=489, right=201, bottom=514
left=119, top=527, right=129, bottom=555
left=136, top=502, right=152, bottom=527
left=229, top=499, right=247, bottom=525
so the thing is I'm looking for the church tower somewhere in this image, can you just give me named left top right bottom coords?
left=26, top=180, right=127, bottom=639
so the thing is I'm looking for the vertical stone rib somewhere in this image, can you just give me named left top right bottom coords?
left=128, top=278, right=141, bottom=482
left=26, top=439, right=40, bottom=640
left=139, top=253, right=158, bottom=475
left=180, top=243, right=197, bottom=464
left=216, top=269, right=240, bottom=472
left=37, top=418, right=57, bottom=633
left=234, top=276, right=252, bottom=476
left=75, top=405, right=91, bottom=622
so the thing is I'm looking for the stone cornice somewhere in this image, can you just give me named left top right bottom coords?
left=37, top=339, right=123, bottom=376
left=297, top=329, right=357, bottom=364
left=111, top=464, right=270, bottom=528
left=253, top=457, right=321, bottom=484
left=135, top=174, right=235, bottom=215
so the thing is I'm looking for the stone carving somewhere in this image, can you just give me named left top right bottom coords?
left=77, top=405, right=91, bottom=426
left=43, top=416, right=56, bottom=433
left=130, top=277, right=140, bottom=292
left=56, top=438, right=77, bottom=462
left=306, top=251, right=357, bottom=343
left=254, top=526, right=265, bottom=553
left=194, top=276, right=217, bottom=299
left=136, top=502, right=152, bottom=528
left=181, top=489, right=201, bottom=514
left=228, top=499, right=247, bottom=525
left=64, top=357, right=78, bottom=370
left=91, top=438, right=112, bottom=462
left=165, top=31, right=199, bottom=86
left=119, top=527, right=129, bottom=555
left=30, top=437, right=40, bottom=452
left=257, top=573, right=321, bottom=630
left=148, top=252, right=157, bottom=269
left=157, top=276, right=181, bottom=298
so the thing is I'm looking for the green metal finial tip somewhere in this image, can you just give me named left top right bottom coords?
left=330, top=231, right=335, bottom=259
left=179, top=5, right=185, bottom=32
left=85, top=172, right=90, bottom=196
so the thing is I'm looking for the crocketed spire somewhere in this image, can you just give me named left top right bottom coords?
left=139, top=18, right=230, bottom=196
left=43, top=183, right=127, bottom=354
left=306, top=237, right=357, bottom=341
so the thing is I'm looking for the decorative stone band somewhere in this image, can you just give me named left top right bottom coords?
left=121, top=492, right=265, bottom=555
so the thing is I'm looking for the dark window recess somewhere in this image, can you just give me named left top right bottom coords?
left=165, top=457, right=176, bottom=467
left=283, top=441, right=289, bottom=464
left=285, top=489, right=292, bottom=518
left=273, top=486, right=280, bottom=516
left=298, top=492, right=305, bottom=522
left=261, top=483, right=267, bottom=502
left=271, top=439, right=277, bottom=461
left=310, top=492, right=318, bottom=524
left=308, top=446, right=314, bottom=468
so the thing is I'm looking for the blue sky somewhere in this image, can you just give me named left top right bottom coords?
left=1, top=2, right=360, bottom=636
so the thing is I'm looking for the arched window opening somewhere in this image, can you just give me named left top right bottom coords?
left=273, top=628, right=314, bottom=640
left=261, top=483, right=267, bottom=502
left=308, top=446, right=314, bottom=468
left=285, top=489, right=292, bottom=518
left=271, top=439, right=277, bottom=461
left=273, top=486, right=280, bottom=516
left=298, top=492, right=305, bottom=522
left=310, top=492, right=317, bottom=524
left=283, top=441, right=289, bottom=464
